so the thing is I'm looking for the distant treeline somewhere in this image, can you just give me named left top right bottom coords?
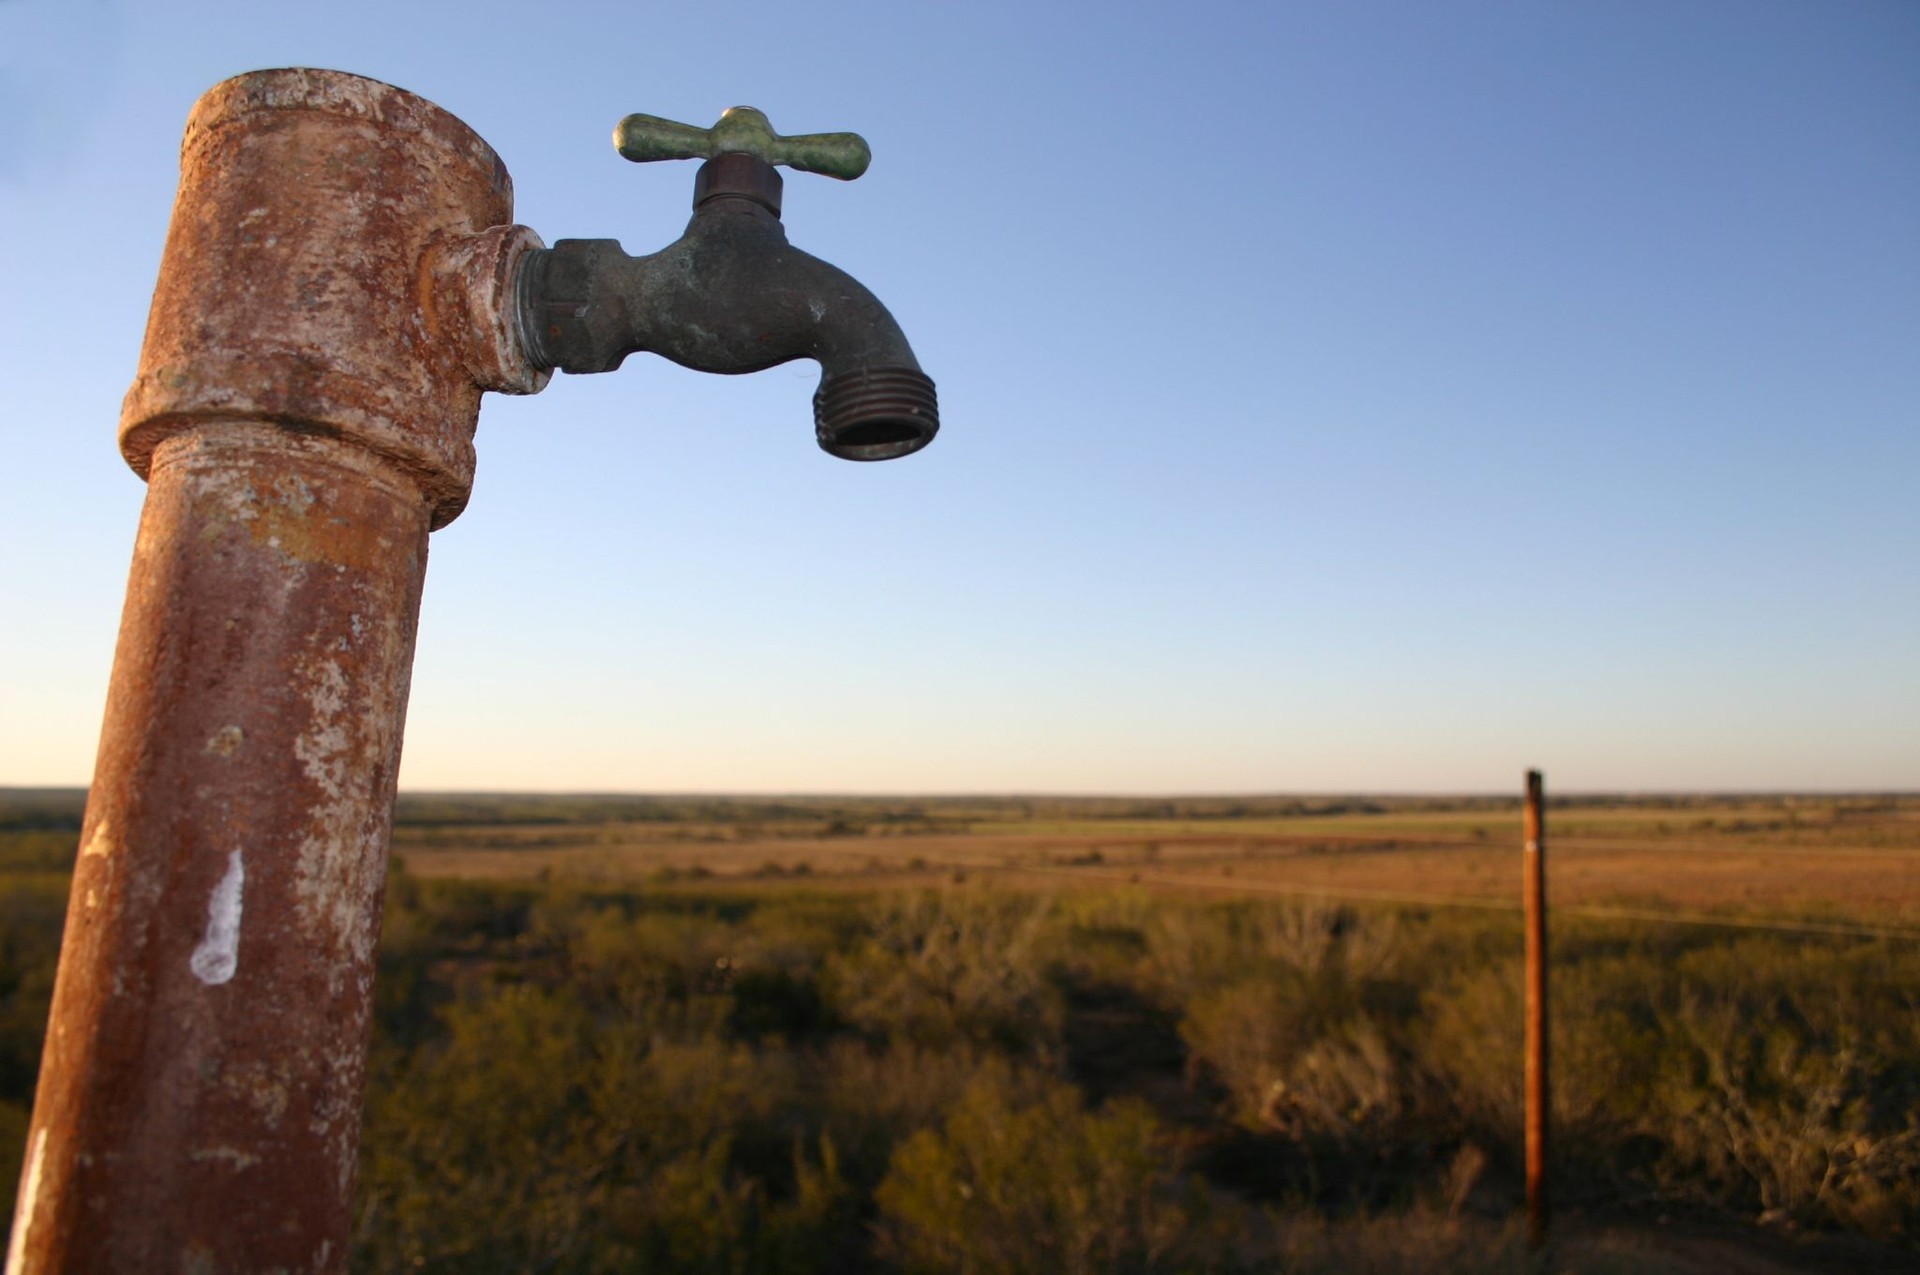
left=5, top=788, right=1915, bottom=838
left=387, top=791, right=1920, bottom=827
left=6, top=788, right=1913, bottom=837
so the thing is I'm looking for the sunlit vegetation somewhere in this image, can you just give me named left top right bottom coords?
left=0, top=794, right=79, bottom=1215
left=348, top=873, right=1919, bottom=1270
left=0, top=789, right=1915, bottom=1269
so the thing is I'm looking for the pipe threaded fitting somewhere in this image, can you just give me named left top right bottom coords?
left=813, top=366, right=938, bottom=461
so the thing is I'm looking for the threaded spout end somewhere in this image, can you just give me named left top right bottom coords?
left=813, top=367, right=938, bottom=461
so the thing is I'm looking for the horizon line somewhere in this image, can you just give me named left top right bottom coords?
left=4, top=784, right=1917, bottom=801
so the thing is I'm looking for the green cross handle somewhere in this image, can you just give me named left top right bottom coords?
left=613, top=107, right=871, bottom=181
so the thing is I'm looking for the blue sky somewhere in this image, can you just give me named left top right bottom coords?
left=2, top=0, right=1915, bottom=793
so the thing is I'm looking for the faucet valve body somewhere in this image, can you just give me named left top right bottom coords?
left=520, top=114, right=938, bottom=461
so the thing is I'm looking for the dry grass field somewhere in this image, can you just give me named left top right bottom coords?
left=391, top=793, right=1920, bottom=936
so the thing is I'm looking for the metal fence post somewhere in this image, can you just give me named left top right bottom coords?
left=1524, top=768, right=1550, bottom=1248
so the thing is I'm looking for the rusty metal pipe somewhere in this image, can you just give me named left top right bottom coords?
left=8, top=69, right=541, bottom=1272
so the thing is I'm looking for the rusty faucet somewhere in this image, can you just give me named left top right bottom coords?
left=522, top=106, right=940, bottom=460
left=8, top=71, right=933, bottom=1273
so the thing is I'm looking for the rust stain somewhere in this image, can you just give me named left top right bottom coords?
left=219, top=1059, right=291, bottom=1130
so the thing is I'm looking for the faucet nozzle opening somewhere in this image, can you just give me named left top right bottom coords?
left=814, top=366, right=938, bottom=461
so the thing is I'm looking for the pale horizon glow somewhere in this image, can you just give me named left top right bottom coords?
left=2, top=0, right=1916, bottom=795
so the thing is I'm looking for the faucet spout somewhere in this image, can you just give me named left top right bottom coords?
left=520, top=155, right=937, bottom=461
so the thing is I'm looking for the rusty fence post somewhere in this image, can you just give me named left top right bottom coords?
left=1523, top=768, right=1550, bottom=1248
left=7, top=70, right=542, bottom=1273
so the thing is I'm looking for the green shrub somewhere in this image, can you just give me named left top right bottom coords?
left=825, top=890, right=1063, bottom=1056
left=355, top=978, right=841, bottom=1272
left=809, top=1038, right=991, bottom=1191
left=874, top=1065, right=1196, bottom=1274
left=1178, top=905, right=1423, bottom=1142
left=1633, top=940, right=1920, bottom=1235
left=344, top=876, right=1920, bottom=1261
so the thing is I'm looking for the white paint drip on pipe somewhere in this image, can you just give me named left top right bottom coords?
left=189, top=851, right=245, bottom=985
left=5, top=1127, right=48, bottom=1274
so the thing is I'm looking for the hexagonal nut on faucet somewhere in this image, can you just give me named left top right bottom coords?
left=424, top=223, right=553, bottom=396
left=518, top=239, right=642, bottom=375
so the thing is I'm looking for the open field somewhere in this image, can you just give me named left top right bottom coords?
left=2, top=789, right=1916, bottom=1270
left=366, top=792, right=1920, bottom=937
left=9, top=788, right=1919, bottom=924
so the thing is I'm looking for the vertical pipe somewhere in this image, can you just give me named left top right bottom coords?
left=11, top=432, right=431, bottom=1272
left=8, top=70, right=541, bottom=1272
left=1523, top=768, right=1550, bottom=1248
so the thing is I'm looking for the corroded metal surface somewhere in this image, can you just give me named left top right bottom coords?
left=11, top=68, right=529, bottom=1273
left=118, top=67, right=532, bottom=529
left=425, top=222, right=552, bottom=399
left=15, top=431, right=428, bottom=1271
